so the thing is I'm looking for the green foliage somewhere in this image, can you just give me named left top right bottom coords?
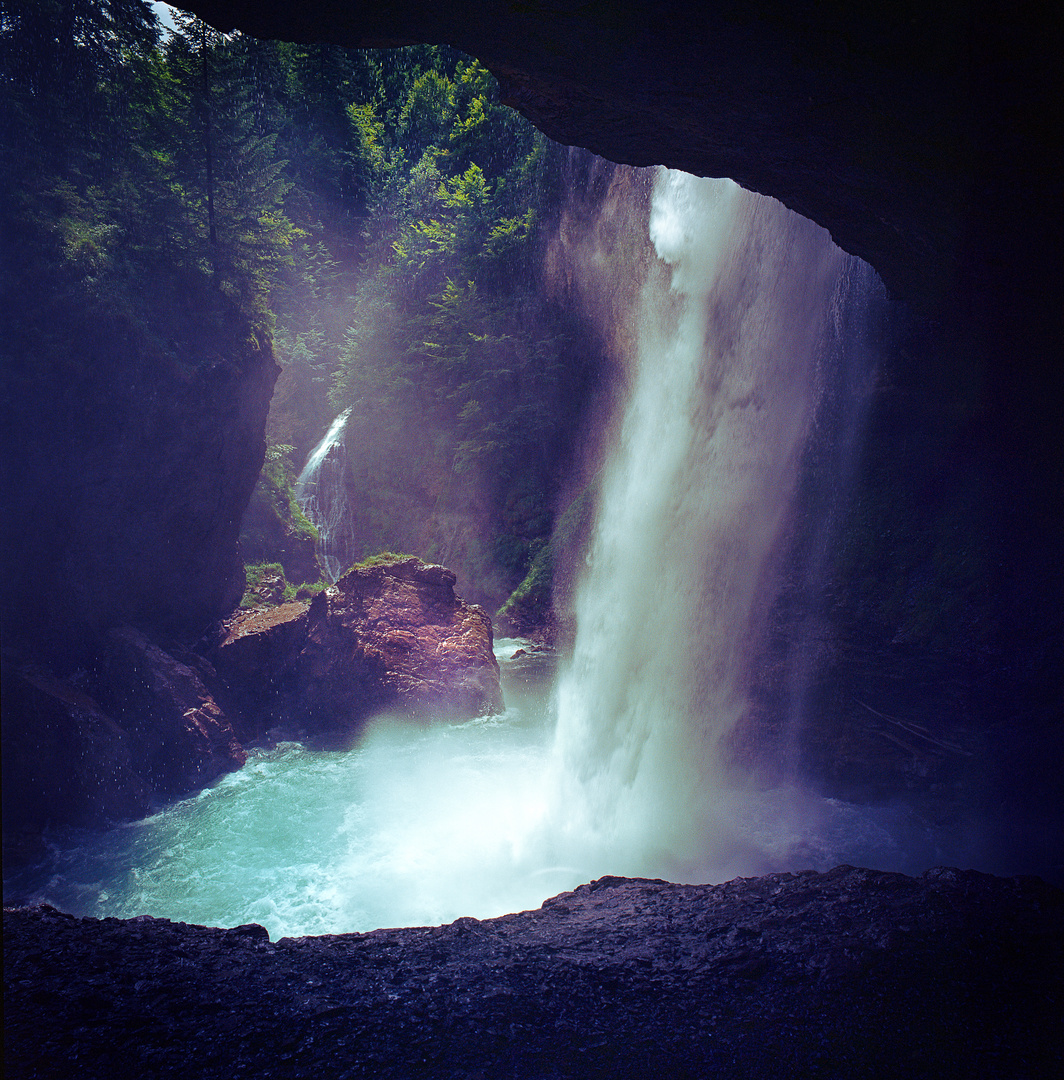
left=260, top=442, right=318, bottom=542
left=239, top=439, right=321, bottom=586
left=497, top=540, right=553, bottom=619
left=245, top=561, right=285, bottom=578
left=497, top=484, right=598, bottom=626
left=241, top=561, right=323, bottom=608
left=240, top=561, right=287, bottom=607
left=346, top=101, right=396, bottom=201
left=2, top=25, right=600, bottom=622
left=162, top=14, right=298, bottom=325
left=1, top=2, right=301, bottom=364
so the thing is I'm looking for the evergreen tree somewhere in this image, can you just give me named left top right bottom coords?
left=1, top=18, right=600, bottom=610
left=163, top=16, right=295, bottom=321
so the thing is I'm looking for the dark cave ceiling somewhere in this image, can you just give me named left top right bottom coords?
left=175, top=1, right=1060, bottom=346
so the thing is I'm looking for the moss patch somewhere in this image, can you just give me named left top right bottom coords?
left=241, top=563, right=323, bottom=610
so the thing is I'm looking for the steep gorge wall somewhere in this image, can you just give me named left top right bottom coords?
left=0, top=291, right=280, bottom=853
left=173, top=2, right=1061, bottom=543
left=1, top=305, right=278, bottom=646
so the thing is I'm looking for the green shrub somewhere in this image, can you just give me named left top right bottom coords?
left=240, top=562, right=288, bottom=608
left=353, top=550, right=417, bottom=569
left=497, top=540, right=552, bottom=620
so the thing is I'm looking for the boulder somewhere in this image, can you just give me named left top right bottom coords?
left=214, top=558, right=504, bottom=735
left=210, top=601, right=313, bottom=738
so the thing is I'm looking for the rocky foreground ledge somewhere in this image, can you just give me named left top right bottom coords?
left=5, top=867, right=1061, bottom=1079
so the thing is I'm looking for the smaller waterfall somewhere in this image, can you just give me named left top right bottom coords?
left=294, top=407, right=354, bottom=583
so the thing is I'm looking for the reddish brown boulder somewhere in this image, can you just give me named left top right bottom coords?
left=214, top=558, right=503, bottom=734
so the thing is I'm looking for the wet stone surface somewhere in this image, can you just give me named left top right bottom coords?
left=5, top=866, right=1062, bottom=1079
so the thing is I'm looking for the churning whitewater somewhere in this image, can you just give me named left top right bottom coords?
left=6, top=170, right=912, bottom=938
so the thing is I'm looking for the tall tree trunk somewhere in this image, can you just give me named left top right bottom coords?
left=200, top=23, right=217, bottom=265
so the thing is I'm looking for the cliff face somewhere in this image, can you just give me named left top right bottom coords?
left=1, top=629, right=247, bottom=856
left=1, top=290, right=279, bottom=853
left=1, top=315, right=279, bottom=644
left=169, top=10, right=1061, bottom=607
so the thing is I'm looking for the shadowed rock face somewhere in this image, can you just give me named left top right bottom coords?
left=1, top=629, right=246, bottom=852
left=1, top=662, right=153, bottom=843
left=5, top=866, right=1061, bottom=1079
left=214, top=557, right=503, bottom=736
left=95, top=627, right=247, bottom=795
left=2, top=323, right=278, bottom=647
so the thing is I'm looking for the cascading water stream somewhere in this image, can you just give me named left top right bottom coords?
left=549, top=170, right=866, bottom=881
left=294, top=407, right=354, bottom=583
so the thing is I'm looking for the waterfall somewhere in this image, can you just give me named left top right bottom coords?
left=551, top=170, right=868, bottom=880
left=294, top=407, right=354, bottom=583
left=11, top=167, right=971, bottom=940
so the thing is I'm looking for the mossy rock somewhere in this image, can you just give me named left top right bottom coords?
left=240, top=563, right=324, bottom=609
